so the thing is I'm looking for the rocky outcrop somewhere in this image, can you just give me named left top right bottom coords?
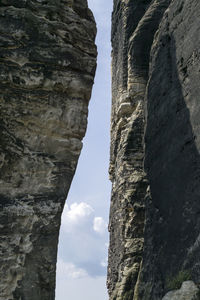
left=162, top=281, right=199, bottom=300
left=137, top=0, right=200, bottom=298
left=108, top=0, right=200, bottom=299
left=0, top=1, right=96, bottom=299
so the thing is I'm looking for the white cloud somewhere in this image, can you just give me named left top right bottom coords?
left=93, top=217, right=107, bottom=235
left=65, top=202, right=94, bottom=222
left=57, top=259, right=88, bottom=279
left=58, top=202, right=109, bottom=277
left=62, top=202, right=94, bottom=232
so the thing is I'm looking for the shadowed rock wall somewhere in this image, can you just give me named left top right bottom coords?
left=0, top=1, right=96, bottom=299
left=138, top=0, right=200, bottom=298
left=108, top=0, right=200, bottom=299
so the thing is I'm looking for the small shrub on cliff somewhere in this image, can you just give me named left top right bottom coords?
left=166, top=270, right=191, bottom=290
left=194, top=290, right=200, bottom=300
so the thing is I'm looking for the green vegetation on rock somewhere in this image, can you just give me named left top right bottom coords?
left=166, top=270, right=192, bottom=291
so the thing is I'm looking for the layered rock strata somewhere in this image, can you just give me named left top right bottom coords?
left=108, top=0, right=200, bottom=299
left=0, top=1, right=96, bottom=299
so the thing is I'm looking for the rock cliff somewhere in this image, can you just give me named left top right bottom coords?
left=108, top=0, right=200, bottom=299
left=0, top=1, right=96, bottom=299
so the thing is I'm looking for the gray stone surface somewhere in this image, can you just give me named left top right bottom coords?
left=108, top=1, right=170, bottom=299
left=137, top=0, right=200, bottom=298
left=0, top=1, right=96, bottom=299
left=162, top=281, right=199, bottom=300
left=109, top=0, right=200, bottom=299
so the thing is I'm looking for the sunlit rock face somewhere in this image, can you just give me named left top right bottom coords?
left=0, top=1, right=96, bottom=299
left=108, top=0, right=200, bottom=299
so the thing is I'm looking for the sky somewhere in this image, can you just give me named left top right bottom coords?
left=56, top=1, right=113, bottom=299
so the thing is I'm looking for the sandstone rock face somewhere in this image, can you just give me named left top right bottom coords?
left=137, top=0, right=200, bottom=298
left=108, top=0, right=200, bottom=299
left=0, top=1, right=96, bottom=299
left=162, top=281, right=199, bottom=300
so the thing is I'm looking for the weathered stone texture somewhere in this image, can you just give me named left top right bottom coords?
left=138, top=0, right=200, bottom=298
left=108, top=0, right=200, bottom=299
left=0, top=1, right=96, bottom=299
left=162, top=281, right=199, bottom=300
left=108, top=1, right=169, bottom=299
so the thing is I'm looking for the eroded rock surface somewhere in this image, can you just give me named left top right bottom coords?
left=108, top=1, right=169, bottom=299
left=162, top=281, right=199, bottom=300
left=138, top=0, right=200, bottom=298
left=0, top=1, right=96, bottom=299
left=108, top=0, right=200, bottom=299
